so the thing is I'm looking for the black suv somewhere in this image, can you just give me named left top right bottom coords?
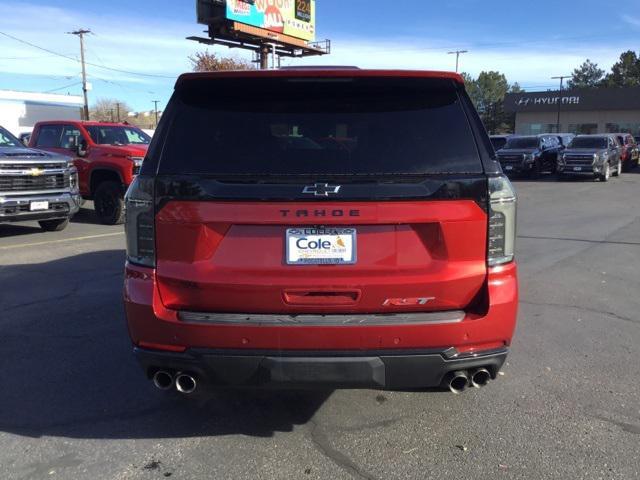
left=496, top=135, right=563, bottom=177
left=558, top=134, right=622, bottom=182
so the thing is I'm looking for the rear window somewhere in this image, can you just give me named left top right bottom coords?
left=159, top=77, right=482, bottom=176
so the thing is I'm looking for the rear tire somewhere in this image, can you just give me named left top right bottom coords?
left=94, top=181, right=125, bottom=225
left=38, top=218, right=70, bottom=232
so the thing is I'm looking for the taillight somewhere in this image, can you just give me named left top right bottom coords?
left=488, top=175, right=517, bottom=267
left=125, top=176, right=155, bottom=268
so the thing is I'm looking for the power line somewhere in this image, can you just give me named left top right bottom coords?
left=0, top=30, right=176, bottom=79
left=43, top=82, right=83, bottom=93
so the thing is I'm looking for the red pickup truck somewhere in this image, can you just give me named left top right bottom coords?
left=29, top=121, right=150, bottom=224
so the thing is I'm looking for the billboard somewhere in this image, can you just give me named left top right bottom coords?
left=226, top=0, right=316, bottom=42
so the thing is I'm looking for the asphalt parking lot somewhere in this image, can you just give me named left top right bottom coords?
left=1, top=174, right=640, bottom=480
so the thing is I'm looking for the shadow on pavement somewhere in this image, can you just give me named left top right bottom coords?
left=0, top=250, right=331, bottom=440
left=69, top=206, right=101, bottom=225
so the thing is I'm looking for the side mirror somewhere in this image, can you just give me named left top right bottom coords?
left=76, top=139, right=88, bottom=157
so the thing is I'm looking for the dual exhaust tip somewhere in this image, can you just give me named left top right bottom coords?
left=448, top=368, right=492, bottom=394
left=154, top=368, right=491, bottom=395
left=152, top=370, right=197, bottom=394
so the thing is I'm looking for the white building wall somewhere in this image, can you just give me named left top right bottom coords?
left=0, top=90, right=83, bottom=136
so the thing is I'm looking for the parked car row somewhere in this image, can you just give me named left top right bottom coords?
left=492, top=133, right=639, bottom=182
left=0, top=121, right=151, bottom=231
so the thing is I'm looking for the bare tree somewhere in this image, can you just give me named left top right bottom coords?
left=90, top=98, right=134, bottom=123
left=189, top=51, right=252, bottom=72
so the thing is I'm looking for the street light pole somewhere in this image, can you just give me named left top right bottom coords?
left=551, top=75, right=570, bottom=133
left=68, top=29, right=91, bottom=120
left=448, top=50, right=468, bottom=73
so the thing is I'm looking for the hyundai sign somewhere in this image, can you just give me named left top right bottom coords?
left=505, top=87, right=640, bottom=113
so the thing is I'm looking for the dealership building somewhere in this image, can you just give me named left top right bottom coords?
left=504, top=87, right=640, bottom=136
left=0, top=90, right=83, bottom=137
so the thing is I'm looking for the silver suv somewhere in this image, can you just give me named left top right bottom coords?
left=0, top=126, right=80, bottom=231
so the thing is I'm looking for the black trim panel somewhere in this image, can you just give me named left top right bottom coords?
left=134, top=347, right=508, bottom=390
left=154, top=175, right=489, bottom=210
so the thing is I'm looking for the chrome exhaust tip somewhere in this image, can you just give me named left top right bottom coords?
left=448, top=370, right=469, bottom=394
left=152, top=370, right=174, bottom=391
left=175, top=373, right=197, bottom=394
left=471, top=368, right=491, bottom=389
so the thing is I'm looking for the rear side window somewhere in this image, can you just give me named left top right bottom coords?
left=159, top=77, right=483, bottom=176
left=35, top=125, right=63, bottom=148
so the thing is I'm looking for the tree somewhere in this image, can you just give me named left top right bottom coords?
left=463, top=71, right=516, bottom=133
left=567, top=59, right=605, bottom=89
left=603, top=50, right=640, bottom=87
left=189, top=51, right=252, bottom=72
left=90, top=98, right=134, bottom=123
left=510, top=82, right=524, bottom=94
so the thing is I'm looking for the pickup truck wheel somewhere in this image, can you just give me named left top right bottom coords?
left=94, top=181, right=125, bottom=225
left=613, top=159, right=622, bottom=177
left=38, top=218, right=70, bottom=232
left=599, top=162, right=611, bottom=182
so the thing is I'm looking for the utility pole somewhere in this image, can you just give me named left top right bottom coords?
left=68, top=29, right=91, bottom=120
left=152, top=100, right=160, bottom=128
left=448, top=50, right=468, bottom=73
left=551, top=75, right=570, bottom=133
left=116, top=102, right=121, bottom=122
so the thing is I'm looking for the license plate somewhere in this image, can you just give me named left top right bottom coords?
left=286, top=228, right=357, bottom=265
left=573, top=166, right=583, bottom=172
left=505, top=166, right=514, bottom=171
left=30, top=201, right=49, bottom=211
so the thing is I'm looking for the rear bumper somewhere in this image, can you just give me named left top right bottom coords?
left=134, top=346, right=508, bottom=390
left=124, top=262, right=518, bottom=389
left=0, top=191, right=81, bottom=222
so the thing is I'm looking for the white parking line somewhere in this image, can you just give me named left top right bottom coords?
left=0, top=232, right=124, bottom=250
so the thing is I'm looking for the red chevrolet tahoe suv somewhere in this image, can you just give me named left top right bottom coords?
left=124, top=69, right=519, bottom=395
left=29, top=121, right=150, bottom=224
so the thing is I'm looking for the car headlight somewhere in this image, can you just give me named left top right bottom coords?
left=524, top=153, right=535, bottom=163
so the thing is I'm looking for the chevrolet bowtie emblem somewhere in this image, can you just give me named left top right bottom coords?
left=28, top=168, right=44, bottom=177
left=302, top=183, right=341, bottom=197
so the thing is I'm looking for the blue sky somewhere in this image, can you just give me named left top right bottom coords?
left=1, top=0, right=640, bottom=112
